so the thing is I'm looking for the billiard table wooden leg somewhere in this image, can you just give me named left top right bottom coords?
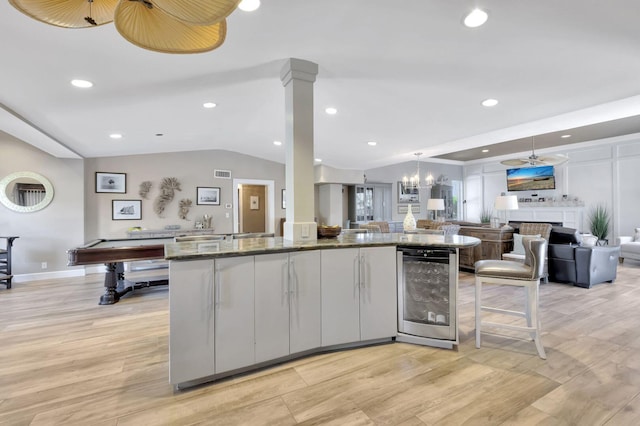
left=99, top=262, right=120, bottom=305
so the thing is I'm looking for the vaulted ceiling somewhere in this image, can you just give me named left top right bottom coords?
left=2, top=0, right=640, bottom=170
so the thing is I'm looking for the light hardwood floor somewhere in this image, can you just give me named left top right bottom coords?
left=2, top=263, right=640, bottom=425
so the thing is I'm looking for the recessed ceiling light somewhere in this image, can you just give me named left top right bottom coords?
left=71, top=79, right=93, bottom=88
left=315, top=158, right=322, bottom=162
left=481, top=149, right=489, bottom=153
left=561, top=134, right=572, bottom=138
left=463, top=8, right=488, bottom=28
left=325, top=107, right=337, bottom=115
left=481, top=98, right=499, bottom=107
left=203, top=102, right=217, bottom=108
left=238, top=0, right=260, bottom=12
left=109, top=133, right=123, bottom=139
left=273, top=140, right=282, bottom=146
left=367, top=141, right=377, bottom=146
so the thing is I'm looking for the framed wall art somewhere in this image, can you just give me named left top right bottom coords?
left=112, top=199, right=141, bottom=220
left=397, top=181, right=419, bottom=203
left=196, top=187, right=220, bottom=205
left=96, top=172, right=126, bottom=193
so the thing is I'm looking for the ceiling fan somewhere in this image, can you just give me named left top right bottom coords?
left=500, top=136, right=568, bottom=167
left=8, top=0, right=243, bottom=54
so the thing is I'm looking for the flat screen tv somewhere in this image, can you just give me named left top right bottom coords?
left=506, top=165, right=556, bottom=191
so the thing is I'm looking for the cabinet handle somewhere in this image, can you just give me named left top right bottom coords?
left=354, top=255, right=359, bottom=296
left=214, top=264, right=221, bottom=307
left=290, top=259, right=298, bottom=297
left=360, top=254, right=365, bottom=288
left=283, top=260, right=289, bottom=302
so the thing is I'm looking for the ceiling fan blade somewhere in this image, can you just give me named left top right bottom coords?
left=536, top=154, right=569, bottom=165
left=153, top=0, right=241, bottom=25
left=500, top=158, right=529, bottom=166
left=9, top=0, right=118, bottom=28
left=115, top=1, right=227, bottom=54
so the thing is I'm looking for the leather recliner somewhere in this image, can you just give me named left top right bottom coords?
left=548, top=244, right=620, bottom=288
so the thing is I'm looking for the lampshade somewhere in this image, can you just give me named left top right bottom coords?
left=427, top=198, right=445, bottom=211
left=494, top=195, right=519, bottom=211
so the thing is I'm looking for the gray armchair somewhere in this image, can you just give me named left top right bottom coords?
left=616, top=228, right=640, bottom=263
left=548, top=244, right=620, bottom=288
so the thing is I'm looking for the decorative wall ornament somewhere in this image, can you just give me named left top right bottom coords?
left=154, top=177, right=181, bottom=217
left=138, top=181, right=152, bottom=199
left=178, top=199, right=193, bottom=220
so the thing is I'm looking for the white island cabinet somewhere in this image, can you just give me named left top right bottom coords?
left=169, top=258, right=214, bottom=384
left=288, top=251, right=322, bottom=353
left=214, top=256, right=255, bottom=373
left=254, top=251, right=321, bottom=362
left=166, top=233, right=479, bottom=388
left=321, top=246, right=397, bottom=346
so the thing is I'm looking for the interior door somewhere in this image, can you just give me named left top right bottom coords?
left=239, top=184, right=266, bottom=232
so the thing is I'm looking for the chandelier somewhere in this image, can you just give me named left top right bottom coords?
left=402, top=152, right=434, bottom=190
left=9, top=0, right=251, bottom=54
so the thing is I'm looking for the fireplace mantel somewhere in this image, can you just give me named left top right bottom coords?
left=506, top=206, right=584, bottom=231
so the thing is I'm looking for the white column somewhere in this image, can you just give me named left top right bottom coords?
left=280, top=58, right=319, bottom=241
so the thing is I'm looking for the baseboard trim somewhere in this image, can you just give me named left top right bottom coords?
left=13, top=268, right=87, bottom=283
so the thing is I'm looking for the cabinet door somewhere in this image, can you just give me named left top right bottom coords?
left=169, top=259, right=215, bottom=384
left=254, top=253, right=290, bottom=363
left=321, top=248, right=360, bottom=346
left=359, top=246, right=398, bottom=340
left=289, top=251, right=321, bottom=354
left=214, top=256, right=255, bottom=374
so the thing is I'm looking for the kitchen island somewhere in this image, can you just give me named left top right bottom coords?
left=165, top=233, right=480, bottom=389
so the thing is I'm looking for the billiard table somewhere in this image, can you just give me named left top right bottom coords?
left=67, top=237, right=173, bottom=305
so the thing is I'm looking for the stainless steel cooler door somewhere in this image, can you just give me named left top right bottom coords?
left=397, top=250, right=457, bottom=340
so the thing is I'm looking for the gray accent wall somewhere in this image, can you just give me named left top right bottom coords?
left=84, top=150, right=286, bottom=241
left=0, top=134, right=84, bottom=278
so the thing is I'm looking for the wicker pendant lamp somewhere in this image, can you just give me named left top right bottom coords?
left=9, top=0, right=241, bottom=53
left=115, top=0, right=226, bottom=54
left=152, top=0, right=240, bottom=25
left=9, top=0, right=119, bottom=28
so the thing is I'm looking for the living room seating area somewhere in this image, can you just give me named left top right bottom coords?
left=617, top=228, right=640, bottom=264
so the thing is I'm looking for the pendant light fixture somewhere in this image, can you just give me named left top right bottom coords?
left=403, top=152, right=434, bottom=190
left=9, top=0, right=246, bottom=54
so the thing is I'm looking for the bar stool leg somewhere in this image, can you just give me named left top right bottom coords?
left=475, top=276, right=482, bottom=349
left=528, top=283, right=546, bottom=359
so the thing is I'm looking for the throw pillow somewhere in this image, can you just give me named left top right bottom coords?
left=634, top=228, right=640, bottom=242
left=512, top=233, right=541, bottom=255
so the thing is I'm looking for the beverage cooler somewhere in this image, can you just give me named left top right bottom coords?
left=396, top=246, right=458, bottom=349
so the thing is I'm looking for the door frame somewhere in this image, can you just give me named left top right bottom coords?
left=233, top=178, right=275, bottom=234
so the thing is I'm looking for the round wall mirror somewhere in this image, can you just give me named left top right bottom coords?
left=0, top=171, right=54, bottom=213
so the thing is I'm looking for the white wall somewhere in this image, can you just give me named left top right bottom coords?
left=0, top=134, right=84, bottom=278
left=464, top=133, right=640, bottom=239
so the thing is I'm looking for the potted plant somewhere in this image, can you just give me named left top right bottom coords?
left=480, top=208, right=493, bottom=225
left=588, top=204, right=610, bottom=244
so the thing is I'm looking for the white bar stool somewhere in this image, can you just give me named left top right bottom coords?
left=474, top=237, right=548, bottom=359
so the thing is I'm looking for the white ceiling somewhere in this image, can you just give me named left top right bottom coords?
left=2, top=0, right=640, bottom=170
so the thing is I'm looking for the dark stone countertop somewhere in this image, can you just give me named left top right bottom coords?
left=165, top=233, right=481, bottom=261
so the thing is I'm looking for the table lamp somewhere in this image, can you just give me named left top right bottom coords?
left=427, top=198, right=445, bottom=221
left=494, top=195, right=518, bottom=229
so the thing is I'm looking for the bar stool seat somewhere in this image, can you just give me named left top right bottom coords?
left=474, top=237, right=548, bottom=359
